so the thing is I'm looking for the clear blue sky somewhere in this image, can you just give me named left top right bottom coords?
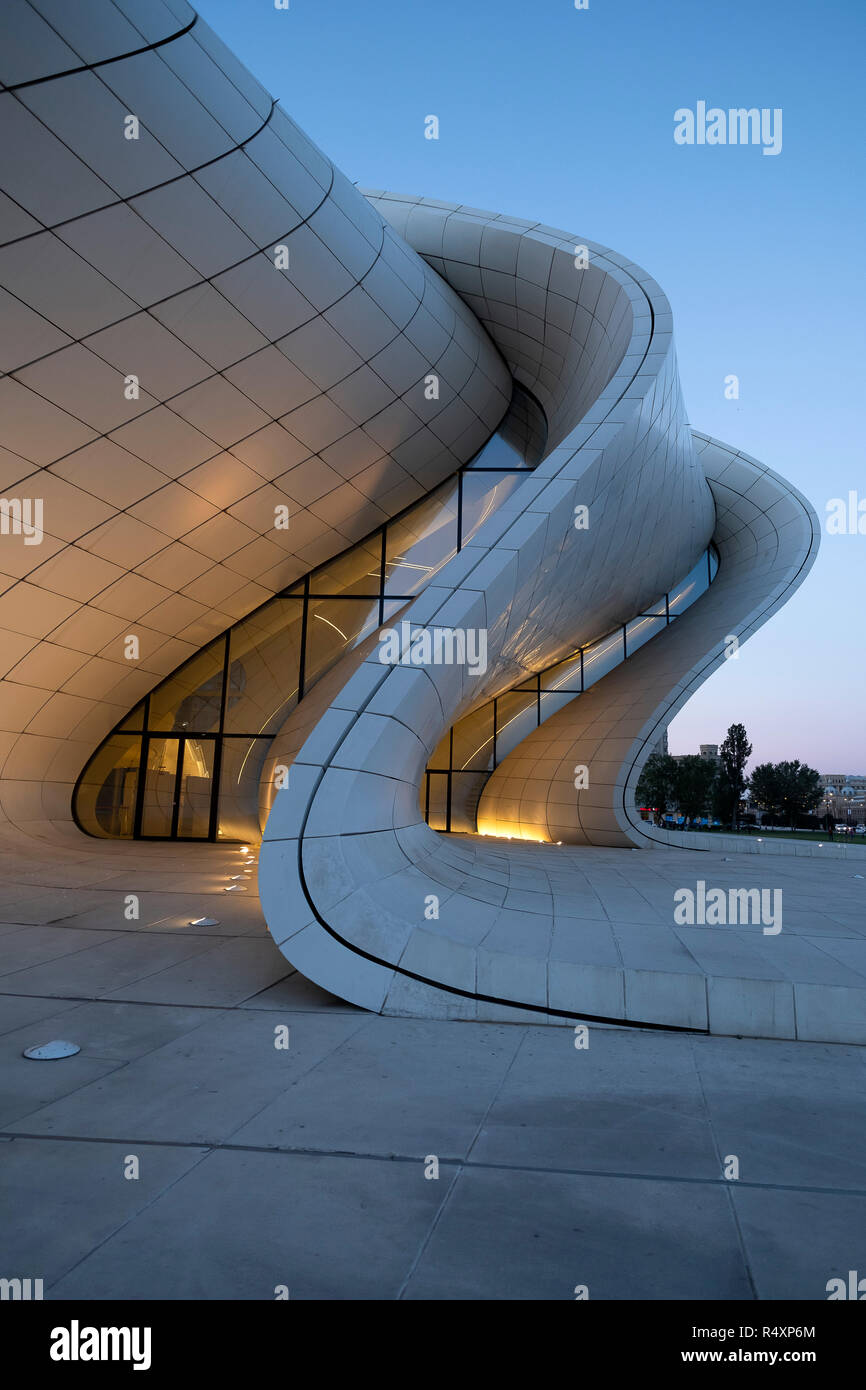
left=198, top=0, right=865, bottom=773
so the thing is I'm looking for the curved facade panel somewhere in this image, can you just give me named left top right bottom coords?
left=0, top=0, right=510, bottom=837
left=477, top=435, right=819, bottom=845
left=257, top=208, right=817, bottom=1038
left=366, top=193, right=717, bottom=647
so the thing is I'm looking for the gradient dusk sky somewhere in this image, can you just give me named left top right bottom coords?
left=198, top=0, right=866, bottom=774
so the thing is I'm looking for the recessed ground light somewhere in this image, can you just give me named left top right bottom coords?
left=189, top=917, right=219, bottom=926
left=224, top=884, right=247, bottom=893
left=229, top=874, right=244, bottom=880
left=23, top=1040, right=80, bottom=1060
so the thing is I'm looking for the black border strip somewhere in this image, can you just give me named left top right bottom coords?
left=293, top=822, right=703, bottom=1033
left=2, top=14, right=198, bottom=93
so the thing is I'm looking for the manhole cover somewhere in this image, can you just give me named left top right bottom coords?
left=23, top=1040, right=80, bottom=1060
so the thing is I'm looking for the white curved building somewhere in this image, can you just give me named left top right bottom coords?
left=0, top=0, right=510, bottom=835
left=1, top=0, right=830, bottom=1040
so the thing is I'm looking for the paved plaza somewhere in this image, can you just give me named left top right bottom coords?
left=1, top=834, right=863, bottom=1300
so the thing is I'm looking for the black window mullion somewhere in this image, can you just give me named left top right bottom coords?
left=169, top=737, right=184, bottom=839
left=208, top=636, right=231, bottom=842
left=216, top=634, right=230, bottom=735
left=202, top=735, right=222, bottom=843
left=132, top=692, right=153, bottom=838
left=297, top=574, right=310, bottom=698
left=133, top=730, right=148, bottom=838
left=207, top=741, right=223, bottom=842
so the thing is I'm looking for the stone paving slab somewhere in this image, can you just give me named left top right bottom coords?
left=0, top=1138, right=210, bottom=1290
left=231, top=1017, right=524, bottom=1159
left=47, top=1147, right=448, bottom=1302
left=402, top=1167, right=755, bottom=1301
left=1, top=837, right=864, bottom=1299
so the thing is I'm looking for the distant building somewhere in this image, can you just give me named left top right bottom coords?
left=819, top=774, right=866, bottom=825
left=669, top=742, right=720, bottom=766
left=820, top=774, right=866, bottom=795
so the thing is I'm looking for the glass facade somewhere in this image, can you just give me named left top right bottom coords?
left=423, top=545, right=720, bottom=831
left=74, top=384, right=719, bottom=846
left=74, top=388, right=543, bottom=841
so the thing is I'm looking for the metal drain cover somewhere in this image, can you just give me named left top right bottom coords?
left=23, top=1040, right=80, bottom=1060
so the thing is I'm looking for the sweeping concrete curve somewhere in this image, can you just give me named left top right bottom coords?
left=0, top=1, right=510, bottom=840
left=256, top=202, right=827, bottom=1038
left=477, top=432, right=820, bottom=846
left=1, top=5, right=837, bottom=1040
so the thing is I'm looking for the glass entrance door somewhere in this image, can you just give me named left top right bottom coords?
left=136, top=735, right=217, bottom=839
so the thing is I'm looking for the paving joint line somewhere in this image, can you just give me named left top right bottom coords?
left=3, top=1129, right=865, bottom=1199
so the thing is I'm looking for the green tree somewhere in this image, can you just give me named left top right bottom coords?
left=749, top=760, right=823, bottom=829
left=749, top=762, right=785, bottom=823
left=635, top=752, right=679, bottom=825
left=711, top=772, right=733, bottom=825
left=672, top=754, right=718, bottom=824
left=776, top=759, right=823, bottom=828
left=717, top=722, right=752, bottom=831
